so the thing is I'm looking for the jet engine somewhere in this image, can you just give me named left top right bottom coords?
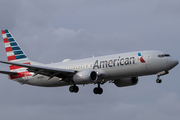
left=73, top=70, right=98, bottom=84
left=114, top=77, right=138, bottom=87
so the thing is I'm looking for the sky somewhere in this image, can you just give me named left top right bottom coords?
left=0, top=0, right=180, bottom=120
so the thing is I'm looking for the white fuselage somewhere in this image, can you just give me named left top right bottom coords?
left=13, top=50, right=178, bottom=87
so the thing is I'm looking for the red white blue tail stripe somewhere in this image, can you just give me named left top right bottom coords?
left=2, top=29, right=31, bottom=74
left=2, top=29, right=28, bottom=61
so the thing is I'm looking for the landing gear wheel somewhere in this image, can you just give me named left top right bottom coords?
left=93, top=87, right=103, bottom=94
left=69, top=86, right=74, bottom=92
left=93, top=87, right=99, bottom=94
left=74, top=86, right=79, bottom=93
left=156, top=79, right=162, bottom=83
left=69, top=86, right=79, bottom=93
left=98, top=87, right=103, bottom=94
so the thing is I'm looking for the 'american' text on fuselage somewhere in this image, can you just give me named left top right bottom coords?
left=93, top=57, right=135, bottom=69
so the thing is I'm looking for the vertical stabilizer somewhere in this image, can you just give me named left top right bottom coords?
left=2, top=29, right=31, bottom=72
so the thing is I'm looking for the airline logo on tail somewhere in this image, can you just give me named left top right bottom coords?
left=2, top=30, right=27, bottom=61
left=2, top=29, right=32, bottom=79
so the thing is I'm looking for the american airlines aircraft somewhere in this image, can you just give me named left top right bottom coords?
left=0, top=29, right=179, bottom=94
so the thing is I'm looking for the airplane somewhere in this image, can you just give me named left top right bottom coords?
left=0, top=29, right=179, bottom=94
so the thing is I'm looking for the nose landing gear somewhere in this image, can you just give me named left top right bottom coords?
left=156, top=71, right=169, bottom=83
left=156, top=77, right=162, bottom=83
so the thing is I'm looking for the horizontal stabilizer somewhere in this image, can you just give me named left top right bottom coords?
left=0, top=70, right=17, bottom=75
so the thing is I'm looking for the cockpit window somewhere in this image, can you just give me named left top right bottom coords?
left=158, top=54, right=170, bottom=58
left=164, top=54, right=170, bottom=57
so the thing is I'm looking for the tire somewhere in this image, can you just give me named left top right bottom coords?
left=98, top=88, right=103, bottom=94
left=69, top=86, right=74, bottom=92
left=156, top=79, right=162, bottom=83
left=159, top=79, right=162, bottom=83
left=93, top=87, right=99, bottom=94
left=74, top=86, right=79, bottom=93
left=93, top=87, right=103, bottom=94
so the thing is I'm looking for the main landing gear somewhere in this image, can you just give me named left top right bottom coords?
left=69, top=83, right=104, bottom=94
left=69, top=85, right=79, bottom=93
left=93, top=83, right=103, bottom=94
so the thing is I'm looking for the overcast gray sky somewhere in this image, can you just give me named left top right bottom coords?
left=0, top=0, right=180, bottom=120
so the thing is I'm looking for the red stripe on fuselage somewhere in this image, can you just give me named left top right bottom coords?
left=6, top=47, right=13, bottom=52
left=10, top=71, right=32, bottom=79
left=2, top=30, right=5, bottom=34
left=7, top=55, right=16, bottom=61
left=9, top=62, right=31, bottom=70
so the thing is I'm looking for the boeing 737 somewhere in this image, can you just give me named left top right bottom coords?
left=0, top=29, right=179, bottom=94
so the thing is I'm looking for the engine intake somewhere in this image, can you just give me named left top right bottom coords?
left=114, top=77, right=138, bottom=87
left=73, top=70, right=98, bottom=84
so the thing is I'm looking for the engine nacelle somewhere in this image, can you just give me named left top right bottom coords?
left=114, top=77, right=138, bottom=87
left=73, top=70, right=98, bottom=84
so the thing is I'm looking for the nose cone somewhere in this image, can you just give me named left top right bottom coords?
left=169, top=58, right=179, bottom=69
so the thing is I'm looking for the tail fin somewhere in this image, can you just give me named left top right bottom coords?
left=2, top=29, right=31, bottom=71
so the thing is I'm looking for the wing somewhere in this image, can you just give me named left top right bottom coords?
left=0, top=60, right=76, bottom=80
